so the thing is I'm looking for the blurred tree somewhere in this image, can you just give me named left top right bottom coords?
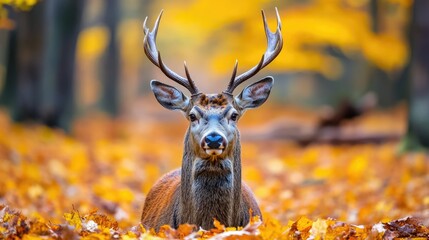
left=4, top=3, right=44, bottom=121
left=0, top=0, right=83, bottom=129
left=401, top=0, right=429, bottom=150
left=0, top=0, right=39, bottom=112
left=0, top=0, right=419, bottom=131
left=100, top=0, right=120, bottom=116
left=0, top=15, right=17, bottom=111
left=365, top=0, right=393, bottom=107
left=38, top=0, right=84, bottom=129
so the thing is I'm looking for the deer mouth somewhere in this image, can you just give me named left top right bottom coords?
left=204, top=148, right=224, bottom=156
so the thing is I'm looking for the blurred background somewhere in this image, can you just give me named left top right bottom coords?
left=0, top=0, right=428, bottom=229
left=0, top=0, right=427, bottom=148
left=0, top=0, right=427, bottom=149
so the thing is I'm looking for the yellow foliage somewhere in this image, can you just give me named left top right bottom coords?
left=347, top=155, right=369, bottom=180
left=243, top=166, right=263, bottom=183
left=64, top=210, right=82, bottom=230
left=309, top=219, right=328, bottom=239
left=313, top=167, right=332, bottom=179
left=296, top=216, right=313, bottom=232
left=0, top=105, right=427, bottom=238
left=77, top=26, right=110, bottom=60
left=388, top=0, right=413, bottom=7
left=0, top=0, right=37, bottom=11
left=259, top=217, right=289, bottom=239
left=93, top=177, right=135, bottom=204
left=0, top=0, right=34, bottom=29
left=149, top=0, right=411, bottom=79
left=22, top=234, right=45, bottom=240
left=362, top=33, right=409, bottom=70
left=119, top=20, right=145, bottom=66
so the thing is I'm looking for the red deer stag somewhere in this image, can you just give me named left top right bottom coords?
left=141, top=8, right=283, bottom=230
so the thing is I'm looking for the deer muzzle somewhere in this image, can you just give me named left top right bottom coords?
left=202, top=132, right=227, bottom=156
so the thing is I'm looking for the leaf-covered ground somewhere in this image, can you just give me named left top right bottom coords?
left=0, top=106, right=428, bottom=239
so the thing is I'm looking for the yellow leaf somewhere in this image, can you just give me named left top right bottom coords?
left=213, top=219, right=225, bottom=231
left=309, top=219, right=328, bottom=239
left=296, top=216, right=313, bottom=232
left=22, top=234, right=45, bottom=240
left=64, top=211, right=82, bottom=230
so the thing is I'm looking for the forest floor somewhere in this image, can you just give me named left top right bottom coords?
left=0, top=105, right=428, bottom=239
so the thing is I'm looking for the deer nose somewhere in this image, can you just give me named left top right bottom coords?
left=203, top=133, right=225, bottom=149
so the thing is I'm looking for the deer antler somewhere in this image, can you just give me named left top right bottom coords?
left=224, top=8, right=283, bottom=94
left=143, top=10, right=199, bottom=95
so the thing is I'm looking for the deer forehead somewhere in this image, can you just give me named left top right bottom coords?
left=193, top=93, right=232, bottom=110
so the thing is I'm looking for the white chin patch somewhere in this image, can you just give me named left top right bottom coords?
left=205, top=149, right=223, bottom=156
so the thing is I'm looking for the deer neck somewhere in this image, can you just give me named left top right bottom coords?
left=180, top=129, right=242, bottom=229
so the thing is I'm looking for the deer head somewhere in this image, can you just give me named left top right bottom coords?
left=143, top=9, right=282, bottom=160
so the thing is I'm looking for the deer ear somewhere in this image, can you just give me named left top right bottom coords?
left=235, top=76, right=274, bottom=110
left=150, top=80, right=190, bottom=111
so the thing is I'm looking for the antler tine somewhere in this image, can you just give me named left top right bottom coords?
left=184, top=61, right=199, bottom=95
left=143, top=10, right=199, bottom=94
left=225, top=8, right=283, bottom=94
left=224, top=60, right=239, bottom=95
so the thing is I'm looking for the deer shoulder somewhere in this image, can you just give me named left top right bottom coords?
left=141, top=170, right=181, bottom=229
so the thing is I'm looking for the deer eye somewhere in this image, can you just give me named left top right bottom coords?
left=189, top=113, right=197, bottom=122
left=230, top=113, right=239, bottom=121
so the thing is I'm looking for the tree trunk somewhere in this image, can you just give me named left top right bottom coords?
left=52, top=0, right=84, bottom=129
left=0, top=24, right=17, bottom=113
left=402, top=0, right=429, bottom=150
left=100, top=0, right=120, bottom=116
left=13, top=3, right=45, bottom=122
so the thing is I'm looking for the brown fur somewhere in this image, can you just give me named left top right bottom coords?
left=141, top=169, right=260, bottom=230
left=141, top=170, right=181, bottom=228
left=196, top=94, right=229, bottom=109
